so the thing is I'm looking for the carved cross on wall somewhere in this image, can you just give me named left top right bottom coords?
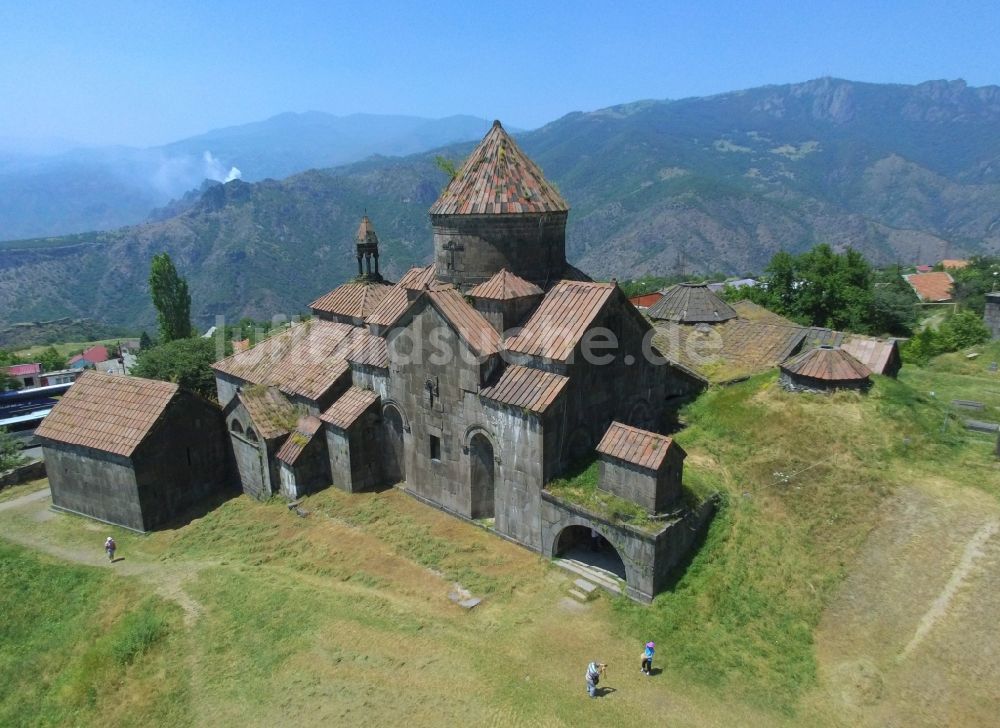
left=424, top=376, right=439, bottom=407
left=442, top=240, right=464, bottom=270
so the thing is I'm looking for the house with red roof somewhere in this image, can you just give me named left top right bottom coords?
left=68, top=344, right=111, bottom=370
left=6, top=362, right=42, bottom=388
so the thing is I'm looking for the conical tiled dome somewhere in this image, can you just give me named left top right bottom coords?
left=780, top=346, right=871, bottom=381
left=429, top=120, right=568, bottom=216
left=646, top=283, right=737, bottom=323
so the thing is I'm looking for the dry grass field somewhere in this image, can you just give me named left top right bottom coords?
left=1, top=344, right=997, bottom=726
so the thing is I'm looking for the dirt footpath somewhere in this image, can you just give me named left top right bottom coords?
left=809, top=483, right=1000, bottom=727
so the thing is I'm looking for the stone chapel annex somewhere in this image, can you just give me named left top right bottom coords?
left=210, top=121, right=713, bottom=602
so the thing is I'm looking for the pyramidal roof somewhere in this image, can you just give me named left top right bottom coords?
left=429, top=120, right=569, bottom=216
left=356, top=215, right=379, bottom=245
left=780, top=346, right=871, bottom=381
left=646, top=282, right=738, bottom=323
left=467, top=269, right=543, bottom=300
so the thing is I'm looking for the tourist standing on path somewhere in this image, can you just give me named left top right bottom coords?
left=641, top=642, right=655, bottom=675
left=585, top=661, right=607, bottom=698
left=105, top=536, right=116, bottom=562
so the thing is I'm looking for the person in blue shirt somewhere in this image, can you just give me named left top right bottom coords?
left=641, top=642, right=655, bottom=675
left=585, top=661, right=607, bottom=697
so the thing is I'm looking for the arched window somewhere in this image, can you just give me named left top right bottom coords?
left=246, top=427, right=258, bottom=442
left=230, top=420, right=244, bottom=434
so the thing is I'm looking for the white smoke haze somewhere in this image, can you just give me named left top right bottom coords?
left=147, top=150, right=243, bottom=199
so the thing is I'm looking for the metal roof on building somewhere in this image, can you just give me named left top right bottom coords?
left=780, top=346, right=871, bottom=381
left=309, top=281, right=394, bottom=320
left=479, top=365, right=568, bottom=414
left=429, top=120, right=568, bottom=216
left=427, top=289, right=503, bottom=357
left=904, top=271, right=954, bottom=302
left=646, top=283, right=738, bottom=323
left=7, top=363, right=41, bottom=377
left=34, top=371, right=180, bottom=457
left=398, top=264, right=437, bottom=291
left=596, top=421, right=680, bottom=471
left=238, top=386, right=298, bottom=440
left=275, top=415, right=323, bottom=465
left=467, top=269, right=543, bottom=300
left=320, top=386, right=378, bottom=430
left=505, top=280, right=616, bottom=362
left=212, top=319, right=358, bottom=403
left=364, top=286, right=412, bottom=328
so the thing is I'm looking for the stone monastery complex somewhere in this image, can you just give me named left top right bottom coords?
left=37, top=122, right=714, bottom=602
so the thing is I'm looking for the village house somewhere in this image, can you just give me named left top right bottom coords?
left=209, top=121, right=712, bottom=601
left=35, top=371, right=229, bottom=532
left=6, top=362, right=42, bottom=389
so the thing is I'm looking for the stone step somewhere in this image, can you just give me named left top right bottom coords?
left=574, top=578, right=598, bottom=594
left=553, top=558, right=624, bottom=595
left=568, top=589, right=589, bottom=601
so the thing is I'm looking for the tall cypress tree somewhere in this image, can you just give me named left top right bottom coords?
left=149, top=253, right=192, bottom=343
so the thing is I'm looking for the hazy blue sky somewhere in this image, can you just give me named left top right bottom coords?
left=1, top=0, right=997, bottom=148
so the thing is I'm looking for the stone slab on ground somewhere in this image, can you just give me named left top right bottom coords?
left=568, top=589, right=589, bottom=601
left=574, top=578, right=598, bottom=594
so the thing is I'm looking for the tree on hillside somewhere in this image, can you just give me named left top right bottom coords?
left=139, top=331, right=153, bottom=351
left=37, top=346, right=66, bottom=372
left=745, top=244, right=915, bottom=336
left=149, top=253, right=192, bottom=343
left=901, top=310, right=990, bottom=364
left=951, top=256, right=1000, bottom=314
left=131, top=337, right=229, bottom=400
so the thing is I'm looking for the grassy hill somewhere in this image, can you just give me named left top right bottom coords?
left=2, top=346, right=997, bottom=726
left=3, top=78, right=1000, bottom=331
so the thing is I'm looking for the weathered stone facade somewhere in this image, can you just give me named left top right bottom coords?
left=986, top=292, right=1000, bottom=340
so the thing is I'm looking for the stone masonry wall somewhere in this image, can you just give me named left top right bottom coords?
left=43, top=443, right=144, bottom=530
left=986, top=293, right=1000, bottom=340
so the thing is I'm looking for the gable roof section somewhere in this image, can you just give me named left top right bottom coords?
left=213, top=319, right=358, bottom=402
left=426, top=289, right=503, bottom=357
left=467, top=269, right=543, bottom=300
left=505, top=280, right=615, bottom=362
left=647, top=283, right=738, bottom=323
left=365, top=286, right=412, bottom=328
left=730, top=299, right=798, bottom=326
left=429, top=120, right=569, bottom=216
left=275, top=415, right=323, bottom=465
left=479, top=365, right=568, bottom=414
left=904, top=271, right=953, bottom=302
left=344, top=330, right=389, bottom=369
left=839, top=336, right=899, bottom=376
left=780, top=346, right=871, bottom=381
left=8, top=363, right=41, bottom=376
left=238, top=386, right=298, bottom=440
left=398, top=264, right=437, bottom=291
left=309, top=281, right=393, bottom=320
left=320, top=386, right=378, bottom=430
left=596, top=421, right=680, bottom=472
left=81, top=345, right=110, bottom=364
left=35, top=371, right=179, bottom=457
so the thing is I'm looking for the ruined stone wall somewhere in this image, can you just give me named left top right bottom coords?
left=431, top=213, right=567, bottom=289
left=43, top=443, right=144, bottom=530
left=986, top=293, right=1000, bottom=340
left=131, top=394, right=230, bottom=530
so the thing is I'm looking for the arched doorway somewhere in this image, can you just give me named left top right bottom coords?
left=554, top=525, right=627, bottom=581
left=383, top=404, right=405, bottom=484
left=469, top=433, right=495, bottom=519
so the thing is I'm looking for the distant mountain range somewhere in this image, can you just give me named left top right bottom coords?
left=2, top=77, right=1000, bottom=333
left=0, top=112, right=498, bottom=240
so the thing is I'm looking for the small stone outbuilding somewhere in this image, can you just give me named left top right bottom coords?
left=985, top=291, right=1000, bottom=340
left=595, top=421, right=686, bottom=514
left=276, top=415, right=328, bottom=499
left=35, top=371, right=229, bottom=531
left=779, top=346, right=872, bottom=393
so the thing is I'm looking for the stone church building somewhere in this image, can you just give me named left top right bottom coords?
left=211, top=121, right=711, bottom=601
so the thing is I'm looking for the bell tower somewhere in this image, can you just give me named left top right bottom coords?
left=355, top=215, right=383, bottom=282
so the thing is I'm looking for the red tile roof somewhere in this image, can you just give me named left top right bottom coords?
left=7, top=363, right=41, bottom=377
left=780, top=346, right=871, bottom=381
left=904, top=272, right=954, bottom=302
left=479, top=365, right=569, bottom=413
left=344, top=331, right=389, bottom=369
left=275, top=415, right=323, bottom=465
left=320, top=386, right=378, bottom=430
left=596, top=421, right=680, bottom=472
left=238, top=386, right=298, bottom=440
left=429, top=120, right=569, bottom=216
left=940, top=259, right=969, bottom=270
left=309, top=281, right=394, bottom=320
left=467, top=269, right=543, bottom=300
left=34, top=371, right=179, bottom=457
left=398, top=264, right=437, bottom=291
left=628, top=292, right=664, bottom=309
left=81, top=345, right=110, bottom=364
left=213, top=320, right=359, bottom=402
left=427, top=290, right=503, bottom=357
left=365, top=286, right=412, bottom=328
left=505, top=280, right=616, bottom=362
